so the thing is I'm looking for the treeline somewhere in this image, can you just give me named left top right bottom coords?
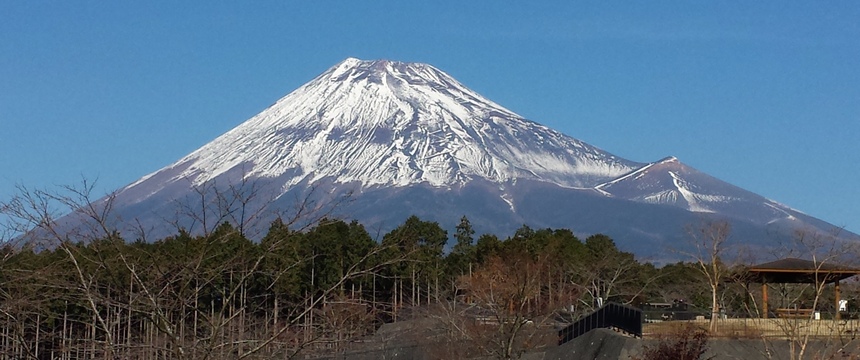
left=0, top=212, right=712, bottom=358
left=0, top=212, right=716, bottom=359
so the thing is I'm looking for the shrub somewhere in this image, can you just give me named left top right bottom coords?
left=634, top=324, right=712, bottom=360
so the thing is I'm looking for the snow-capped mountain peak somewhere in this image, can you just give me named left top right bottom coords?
left=66, top=57, right=855, bottom=256
left=122, top=58, right=640, bottom=203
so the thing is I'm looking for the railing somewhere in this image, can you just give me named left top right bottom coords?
left=558, top=302, right=643, bottom=345
left=775, top=308, right=815, bottom=318
left=643, top=317, right=860, bottom=339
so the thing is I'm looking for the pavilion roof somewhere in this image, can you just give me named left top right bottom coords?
left=743, top=257, right=860, bottom=284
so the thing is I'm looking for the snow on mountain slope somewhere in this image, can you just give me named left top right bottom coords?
left=120, top=58, right=640, bottom=207
left=594, top=156, right=810, bottom=226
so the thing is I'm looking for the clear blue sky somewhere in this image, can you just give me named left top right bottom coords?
left=2, top=2, right=858, bottom=234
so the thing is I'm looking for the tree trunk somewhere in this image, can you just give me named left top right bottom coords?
left=710, top=284, right=718, bottom=333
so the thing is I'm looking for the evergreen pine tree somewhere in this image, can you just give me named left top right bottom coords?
left=447, top=216, right=475, bottom=277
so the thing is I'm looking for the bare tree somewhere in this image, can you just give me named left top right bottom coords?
left=0, top=178, right=402, bottom=359
left=684, top=219, right=732, bottom=333
left=431, top=253, right=571, bottom=359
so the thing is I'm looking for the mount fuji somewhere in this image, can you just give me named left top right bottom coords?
left=70, top=58, right=855, bottom=257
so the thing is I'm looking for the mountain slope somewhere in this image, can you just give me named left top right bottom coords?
left=72, top=58, right=855, bottom=256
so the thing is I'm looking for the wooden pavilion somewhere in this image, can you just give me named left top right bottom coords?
left=744, top=258, right=860, bottom=320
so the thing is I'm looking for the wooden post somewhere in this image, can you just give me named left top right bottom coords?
left=762, top=282, right=768, bottom=319
left=835, top=280, right=842, bottom=320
